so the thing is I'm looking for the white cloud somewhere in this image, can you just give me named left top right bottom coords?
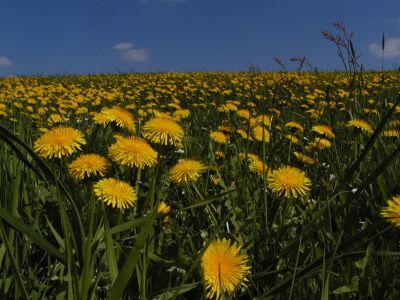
left=369, top=38, right=400, bottom=59
left=122, top=49, right=149, bottom=62
left=387, top=17, right=400, bottom=24
left=113, top=42, right=134, bottom=51
left=0, top=56, right=13, bottom=67
left=113, top=42, right=149, bottom=63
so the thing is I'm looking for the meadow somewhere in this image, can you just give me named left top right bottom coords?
left=0, top=69, right=400, bottom=299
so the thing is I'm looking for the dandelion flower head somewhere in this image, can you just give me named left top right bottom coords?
left=94, top=178, right=137, bottom=209
left=142, top=117, right=184, bottom=146
left=267, top=166, right=311, bottom=199
left=34, top=126, right=86, bottom=159
left=169, top=159, right=205, bottom=185
left=381, top=195, right=400, bottom=227
left=69, top=153, right=110, bottom=180
left=109, top=136, right=158, bottom=169
left=202, top=238, right=250, bottom=299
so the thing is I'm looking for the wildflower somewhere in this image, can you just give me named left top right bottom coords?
left=211, top=175, right=223, bottom=186
left=382, top=129, right=400, bottom=138
left=293, top=151, right=316, bottom=164
left=248, top=157, right=269, bottom=178
left=202, top=238, right=250, bottom=299
left=309, top=138, right=332, bottom=150
left=237, top=129, right=253, bottom=141
left=34, top=126, right=86, bottom=159
left=169, top=159, right=205, bottom=184
left=285, top=134, right=299, bottom=144
left=346, top=119, right=373, bottom=133
left=109, top=136, right=158, bottom=168
left=311, top=125, right=335, bottom=139
left=237, top=109, right=251, bottom=119
left=210, top=131, right=228, bottom=144
left=173, top=109, right=190, bottom=119
left=94, top=178, right=137, bottom=209
left=217, top=125, right=233, bottom=134
left=267, top=166, right=311, bottom=199
left=157, top=201, right=171, bottom=223
left=381, top=195, right=400, bottom=227
left=142, top=117, right=184, bottom=146
left=215, top=151, right=225, bottom=159
left=237, top=152, right=259, bottom=162
left=94, top=107, right=135, bottom=133
left=69, top=154, right=110, bottom=180
left=252, top=126, right=270, bottom=142
left=255, top=114, right=271, bottom=127
left=285, top=121, right=304, bottom=132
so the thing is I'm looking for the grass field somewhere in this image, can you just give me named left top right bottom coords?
left=0, top=70, right=400, bottom=299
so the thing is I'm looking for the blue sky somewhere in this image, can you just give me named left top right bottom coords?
left=0, top=0, right=399, bottom=76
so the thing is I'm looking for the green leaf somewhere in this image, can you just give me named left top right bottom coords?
left=102, top=207, right=119, bottom=285
left=152, top=282, right=200, bottom=300
left=107, top=209, right=157, bottom=300
left=0, top=206, right=66, bottom=264
left=0, top=219, right=29, bottom=300
left=109, top=217, right=147, bottom=235
left=333, top=276, right=359, bottom=295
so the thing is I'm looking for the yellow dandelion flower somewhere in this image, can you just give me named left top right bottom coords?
left=173, top=109, right=190, bottom=119
left=68, top=154, right=110, bottom=180
left=108, top=107, right=136, bottom=132
left=237, top=109, right=251, bottom=119
left=157, top=201, right=171, bottom=214
left=142, top=117, right=184, bottom=146
left=202, top=238, right=250, bottom=300
left=169, top=159, right=205, bottom=184
left=157, top=201, right=171, bottom=223
left=211, top=175, right=223, bottom=186
left=218, top=103, right=238, bottom=112
left=94, top=178, right=137, bottom=209
left=210, top=131, right=228, bottom=144
left=249, top=157, right=270, bottom=178
left=285, top=134, right=299, bottom=144
left=215, top=151, right=225, bottom=159
left=237, top=129, right=253, bottom=141
left=48, top=113, right=68, bottom=124
left=93, top=112, right=111, bottom=125
left=381, top=195, right=400, bottom=226
left=255, top=114, right=272, bottom=127
left=109, top=136, right=158, bottom=168
left=267, top=166, right=311, bottom=199
left=252, top=126, right=270, bottom=142
left=94, top=107, right=135, bottom=133
left=269, top=108, right=281, bottom=117
left=382, top=129, right=400, bottom=138
left=346, top=119, right=373, bottom=133
left=285, top=121, right=304, bottom=132
left=293, top=151, right=316, bottom=164
left=237, top=152, right=259, bottom=162
left=311, top=125, right=335, bottom=139
left=389, top=120, right=400, bottom=127
left=34, top=126, right=86, bottom=159
left=217, top=125, right=233, bottom=134
left=309, top=138, right=332, bottom=150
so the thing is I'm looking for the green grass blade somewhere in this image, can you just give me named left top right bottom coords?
left=109, top=217, right=147, bottom=235
left=0, top=206, right=66, bottom=263
left=102, top=206, right=118, bottom=285
left=107, top=209, right=157, bottom=300
left=0, top=219, right=29, bottom=300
